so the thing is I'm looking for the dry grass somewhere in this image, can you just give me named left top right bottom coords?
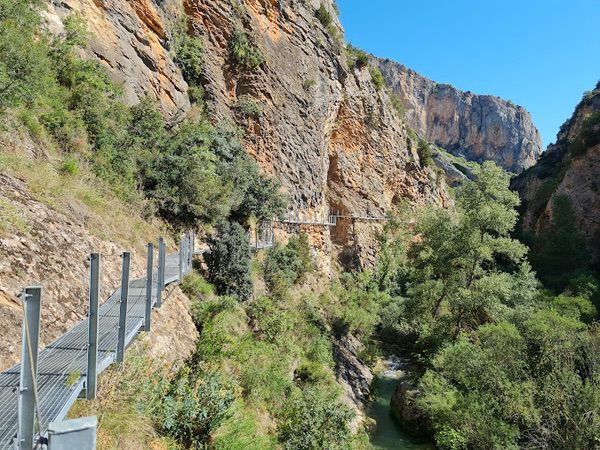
left=0, top=198, right=30, bottom=236
left=0, top=130, right=165, bottom=253
left=68, top=343, right=180, bottom=450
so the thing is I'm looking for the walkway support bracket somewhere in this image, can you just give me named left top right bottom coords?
left=143, top=243, right=154, bottom=332
left=156, top=238, right=165, bottom=308
left=178, top=234, right=185, bottom=282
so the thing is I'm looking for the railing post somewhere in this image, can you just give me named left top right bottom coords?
left=86, top=254, right=100, bottom=400
left=178, top=234, right=184, bottom=282
left=17, top=286, right=42, bottom=450
left=156, top=237, right=165, bottom=308
left=143, top=243, right=154, bottom=332
left=116, top=252, right=130, bottom=364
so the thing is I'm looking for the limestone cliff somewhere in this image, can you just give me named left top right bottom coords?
left=373, top=57, right=543, bottom=173
left=511, top=82, right=600, bottom=264
left=183, top=0, right=448, bottom=216
left=45, top=0, right=452, bottom=263
left=46, top=0, right=190, bottom=119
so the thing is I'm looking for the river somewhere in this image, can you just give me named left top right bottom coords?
left=367, top=356, right=433, bottom=449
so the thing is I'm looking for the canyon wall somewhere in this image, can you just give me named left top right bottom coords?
left=44, top=0, right=546, bottom=263
left=512, top=82, right=600, bottom=263
left=373, top=57, right=543, bottom=173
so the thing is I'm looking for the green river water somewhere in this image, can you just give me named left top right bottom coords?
left=367, top=357, right=433, bottom=450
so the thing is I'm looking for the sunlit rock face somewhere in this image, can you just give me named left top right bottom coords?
left=512, top=83, right=600, bottom=264
left=374, top=57, right=543, bottom=173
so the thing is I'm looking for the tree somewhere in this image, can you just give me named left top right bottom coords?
left=0, top=0, right=53, bottom=110
left=145, top=120, right=231, bottom=227
left=210, top=126, right=286, bottom=224
left=530, top=194, right=591, bottom=291
left=417, top=322, right=538, bottom=450
left=278, top=387, right=354, bottom=450
left=204, top=220, right=252, bottom=300
left=398, top=162, right=537, bottom=352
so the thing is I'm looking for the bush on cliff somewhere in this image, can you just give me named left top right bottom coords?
left=263, top=234, right=313, bottom=296
left=230, top=29, right=264, bottom=71
left=172, top=19, right=205, bottom=104
left=315, top=4, right=333, bottom=27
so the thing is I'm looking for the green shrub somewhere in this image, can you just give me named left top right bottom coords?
left=204, top=220, right=253, bottom=300
left=247, top=296, right=294, bottom=342
left=369, top=66, right=384, bottom=90
left=17, top=109, right=44, bottom=138
left=191, top=295, right=237, bottom=328
left=390, top=93, right=406, bottom=118
left=234, top=95, right=264, bottom=119
left=330, top=272, right=387, bottom=340
left=551, top=294, right=597, bottom=323
left=278, top=386, right=354, bottom=450
left=60, top=155, right=79, bottom=175
left=315, top=4, right=332, bottom=27
left=346, top=45, right=369, bottom=70
left=263, top=234, right=313, bottom=295
left=181, top=272, right=214, bottom=299
left=417, top=139, right=433, bottom=167
left=569, top=112, right=600, bottom=157
left=146, top=367, right=234, bottom=448
left=0, top=0, right=54, bottom=110
left=172, top=19, right=205, bottom=104
left=230, top=29, right=264, bottom=71
left=303, top=79, right=316, bottom=90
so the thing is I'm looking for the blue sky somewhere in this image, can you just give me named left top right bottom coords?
left=337, top=0, right=600, bottom=148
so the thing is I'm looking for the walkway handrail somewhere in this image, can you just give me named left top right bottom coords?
left=0, top=231, right=195, bottom=450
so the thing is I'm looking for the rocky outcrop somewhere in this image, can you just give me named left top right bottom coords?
left=373, top=57, right=543, bottom=173
left=385, top=355, right=430, bottom=437
left=511, top=82, right=600, bottom=264
left=187, top=0, right=447, bottom=210
left=0, top=123, right=182, bottom=370
left=333, top=333, right=374, bottom=430
left=46, top=0, right=190, bottom=119
left=44, top=0, right=450, bottom=265
left=391, top=380, right=430, bottom=437
left=183, top=0, right=451, bottom=266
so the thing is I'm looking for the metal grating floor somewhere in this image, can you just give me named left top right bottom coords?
left=0, top=253, right=182, bottom=449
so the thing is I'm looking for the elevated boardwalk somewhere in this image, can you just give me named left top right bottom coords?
left=276, top=210, right=388, bottom=228
left=0, top=252, right=183, bottom=449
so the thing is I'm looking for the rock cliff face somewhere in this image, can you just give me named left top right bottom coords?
left=46, top=0, right=190, bottom=119
left=184, top=0, right=448, bottom=215
left=511, top=83, right=600, bottom=264
left=373, top=58, right=543, bottom=173
left=45, top=0, right=449, bottom=265
left=45, top=0, right=549, bottom=265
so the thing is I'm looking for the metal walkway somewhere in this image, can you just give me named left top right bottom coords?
left=0, top=252, right=182, bottom=449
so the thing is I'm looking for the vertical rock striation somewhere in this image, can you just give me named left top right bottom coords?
left=46, top=0, right=190, bottom=119
left=373, top=58, right=543, bottom=173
